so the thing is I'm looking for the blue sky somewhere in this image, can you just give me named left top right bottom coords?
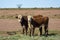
left=0, top=0, right=60, bottom=8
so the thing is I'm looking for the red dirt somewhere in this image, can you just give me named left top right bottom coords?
left=0, top=18, right=60, bottom=31
left=49, top=18, right=60, bottom=31
left=0, top=9, right=60, bottom=36
left=0, top=19, right=21, bottom=31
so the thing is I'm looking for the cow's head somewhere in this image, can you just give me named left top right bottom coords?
left=27, top=15, right=32, bottom=29
left=16, top=15, right=22, bottom=22
left=27, top=15, right=32, bottom=22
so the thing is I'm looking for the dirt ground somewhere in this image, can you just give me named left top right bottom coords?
left=0, top=18, right=60, bottom=31
left=0, top=9, right=60, bottom=36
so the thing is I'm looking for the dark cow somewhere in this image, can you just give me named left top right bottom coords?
left=16, top=15, right=28, bottom=35
left=28, top=15, right=49, bottom=36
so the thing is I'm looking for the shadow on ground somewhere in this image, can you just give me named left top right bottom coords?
left=7, top=31, right=16, bottom=35
left=34, top=33, right=57, bottom=37
left=6, top=31, right=57, bottom=37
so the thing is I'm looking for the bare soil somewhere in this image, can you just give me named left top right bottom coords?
left=0, top=9, right=60, bottom=36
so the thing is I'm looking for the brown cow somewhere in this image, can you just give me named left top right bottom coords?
left=16, top=15, right=28, bottom=35
left=28, top=15, right=49, bottom=36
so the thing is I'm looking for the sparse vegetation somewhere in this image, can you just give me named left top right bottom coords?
left=49, top=14, right=60, bottom=19
left=0, top=33, right=60, bottom=40
left=0, top=30, right=60, bottom=40
left=0, top=8, right=60, bottom=10
left=0, top=14, right=60, bottom=19
left=53, top=14, right=60, bottom=18
left=0, top=15, right=17, bottom=19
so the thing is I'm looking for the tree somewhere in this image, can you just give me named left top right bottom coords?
left=17, top=4, right=22, bottom=8
left=50, top=7, right=53, bottom=8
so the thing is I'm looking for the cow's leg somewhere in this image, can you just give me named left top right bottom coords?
left=23, top=28, right=24, bottom=34
left=44, top=25, right=48, bottom=36
left=23, top=26, right=25, bottom=34
left=32, top=27, right=35, bottom=36
left=44, top=17, right=49, bottom=36
left=39, top=26, right=42, bottom=36
left=25, top=27, right=28, bottom=35
left=29, top=28, right=31, bottom=36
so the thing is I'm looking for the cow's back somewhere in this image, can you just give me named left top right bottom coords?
left=32, top=15, right=43, bottom=24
